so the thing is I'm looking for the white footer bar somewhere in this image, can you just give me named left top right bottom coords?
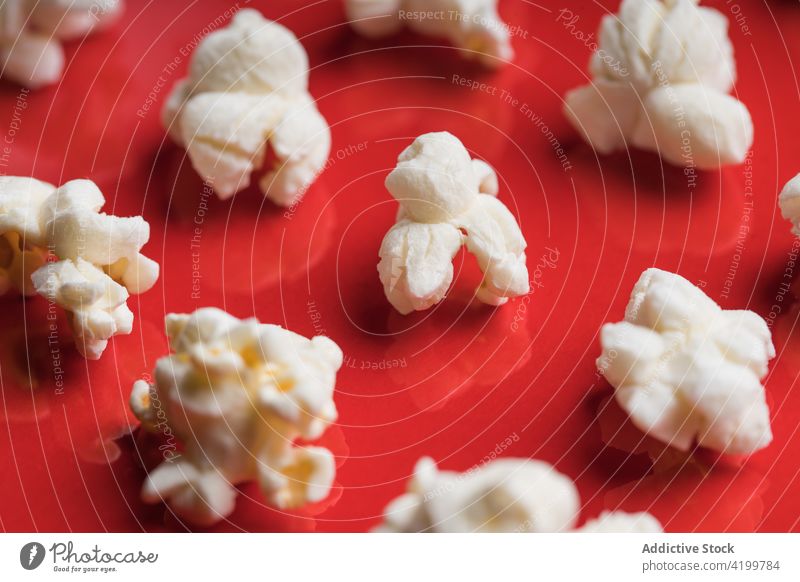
left=1, top=533, right=798, bottom=580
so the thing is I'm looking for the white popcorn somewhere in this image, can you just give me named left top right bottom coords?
left=779, top=173, right=800, bottom=237
left=31, top=258, right=133, bottom=360
left=564, top=0, right=753, bottom=169
left=39, top=179, right=159, bottom=294
left=576, top=511, right=663, bottom=533
left=375, top=457, right=661, bottom=533
left=597, top=268, right=774, bottom=455
left=0, top=176, right=51, bottom=294
left=0, top=0, right=122, bottom=88
left=0, top=176, right=158, bottom=358
left=131, top=308, right=343, bottom=526
left=378, top=132, right=528, bottom=313
left=163, top=9, right=331, bottom=206
left=345, top=0, right=513, bottom=68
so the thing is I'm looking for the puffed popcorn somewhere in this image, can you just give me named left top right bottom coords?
left=39, top=179, right=159, bottom=294
left=597, top=268, right=774, bottom=455
left=345, top=0, right=513, bottom=68
left=0, top=176, right=158, bottom=358
left=162, top=9, right=331, bottom=206
left=778, top=173, right=800, bottom=237
left=576, top=511, right=663, bottom=533
left=0, top=0, right=122, bottom=88
left=378, top=132, right=529, bottom=314
left=31, top=258, right=133, bottom=360
left=563, top=0, right=753, bottom=169
left=0, top=176, right=51, bottom=295
left=131, top=308, right=343, bottom=526
left=375, top=457, right=661, bottom=533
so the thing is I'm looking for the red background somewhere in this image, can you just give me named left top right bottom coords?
left=0, top=0, right=799, bottom=532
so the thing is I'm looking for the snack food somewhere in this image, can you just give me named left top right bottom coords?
left=378, top=131, right=529, bottom=313
left=564, top=0, right=753, bottom=169
left=597, top=268, right=774, bottom=455
left=163, top=9, right=331, bottom=206
left=131, top=308, right=343, bottom=526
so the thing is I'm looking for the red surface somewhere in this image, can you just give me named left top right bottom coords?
left=1, top=0, right=799, bottom=532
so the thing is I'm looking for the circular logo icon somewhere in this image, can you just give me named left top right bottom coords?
left=20, top=542, right=46, bottom=570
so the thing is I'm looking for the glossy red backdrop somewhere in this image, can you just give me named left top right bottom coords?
left=0, top=0, right=799, bottom=532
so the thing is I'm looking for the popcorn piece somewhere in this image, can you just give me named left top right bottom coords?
left=345, top=0, right=513, bottom=68
left=576, top=511, right=663, bottom=533
left=779, top=173, right=800, bottom=237
left=131, top=308, right=343, bottom=526
left=563, top=0, right=753, bottom=169
left=31, top=258, right=133, bottom=360
left=39, top=179, right=159, bottom=293
left=597, top=268, right=774, bottom=455
left=375, top=457, right=661, bottom=533
left=378, top=132, right=529, bottom=313
left=0, top=0, right=122, bottom=88
left=163, top=9, right=331, bottom=207
left=0, top=176, right=158, bottom=358
left=0, top=176, right=52, bottom=294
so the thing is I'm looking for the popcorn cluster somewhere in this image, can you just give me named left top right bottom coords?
left=345, top=0, right=513, bottom=68
left=130, top=308, right=343, bottom=526
left=375, top=457, right=662, bottom=532
left=597, top=268, right=774, bottom=455
left=0, top=176, right=158, bottom=359
left=378, top=132, right=529, bottom=314
left=0, top=0, right=122, bottom=88
left=564, top=0, right=753, bottom=169
left=163, top=9, right=331, bottom=206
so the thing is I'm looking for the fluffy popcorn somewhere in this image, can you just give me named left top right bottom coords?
left=131, top=308, right=343, bottom=526
left=563, top=0, right=753, bottom=169
left=163, top=9, right=331, bottom=206
left=345, top=0, right=513, bottom=68
left=576, top=511, right=663, bottom=533
left=597, top=268, right=774, bottom=455
left=378, top=132, right=529, bottom=314
left=375, top=457, right=661, bottom=533
left=779, top=173, right=800, bottom=237
left=0, top=176, right=51, bottom=295
left=0, top=176, right=158, bottom=358
left=0, top=0, right=122, bottom=88
left=32, top=259, right=133, bottom=360
left=39, top=179, right=159, bottom=294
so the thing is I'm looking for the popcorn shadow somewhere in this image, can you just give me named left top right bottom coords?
left=324, top=32, right=522, bottom=154
left=596, top=394, right=767, bottom=532
left=565, top=142, right=747, bottom=255
left=747, top=259, right=799, bottom=331
left=0, top=296, right=166, bottom=465
left=152, top=144, right=335, bottom=294
left=379, top=287, right=532, bottom=410
left=0, top=298, right=65, bottom=425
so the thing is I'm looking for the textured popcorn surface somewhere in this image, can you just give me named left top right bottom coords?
left=779, top=173, right=800, bottom=237
left=378, top=131, right=529, bottom=313
left=131, top=307, right=343, bottom=526
left=564, top=0, right=753, bottom=169
left=163, top=9, right=331, bottom=206
left=375, top=457, right=661, bottom=533
left=597, top=268, right=774, bottom=455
